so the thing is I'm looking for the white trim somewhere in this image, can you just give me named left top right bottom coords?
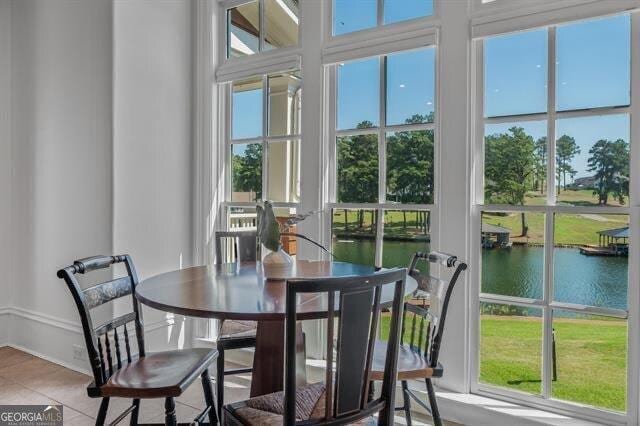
left=472, top=0, right=640, bottom=38
left=217, top=50, right=301, bottom=82
left=6, top=307, right=82, bottom=334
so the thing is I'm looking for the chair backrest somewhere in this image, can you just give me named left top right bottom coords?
left=56, top=255, right=144, bottom=389
left=215, top=230, right=258, bottom=263
left=405, top=251, right=467, bottom=367
left=284, top=268, right=406, bottom=426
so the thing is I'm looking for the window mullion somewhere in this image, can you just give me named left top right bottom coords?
left=377, top=0, right=384, bottom=27
left=379, top=56, right=387, bottom=204
left=259, top=0, right=265, bottom=53
left=547, top=26, right=557, bottom=205
left=262, top=74, right=268, bottom=201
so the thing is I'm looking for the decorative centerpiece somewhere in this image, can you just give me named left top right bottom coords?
left=257, top=201, right=332, bottom=273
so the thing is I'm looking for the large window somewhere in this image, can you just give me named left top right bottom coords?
left=332, top=0, right=434, bottom=36
left=227, top=0, right=299, bottom=58
left=329, top=47, right=436, bottom=269
left=476, top=14, right=632, bottom=416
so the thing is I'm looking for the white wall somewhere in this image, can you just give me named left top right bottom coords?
left=0, top=0, right=12, bottom=345
left=9, top=0, right=113, bottom=369
left=112, top=0, right=194, bottom=350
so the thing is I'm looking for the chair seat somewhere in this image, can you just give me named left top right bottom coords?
left=370, top=340, right=441, bottom=381
left=224, top=382, right=375, bottom=425
left=220, top=319, right=257, bottom=338
left=100, top=348, right=217, bottom=398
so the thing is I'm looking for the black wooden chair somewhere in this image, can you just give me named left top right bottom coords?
left=222, top=268, right=407, bottom=425
left=370, top=251, right=467, bottom=426
left=214, top=230, right=259, bottom=419
left=57, top=255, right=218, bottom=426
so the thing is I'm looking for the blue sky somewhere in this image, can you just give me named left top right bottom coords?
left=333, top=0, right=434, bottom=36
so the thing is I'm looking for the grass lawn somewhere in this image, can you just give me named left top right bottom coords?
left=480, top=315, right=627, bottom=412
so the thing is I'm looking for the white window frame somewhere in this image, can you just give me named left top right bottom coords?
left=470, top=11, right=640, bottom=426
left=324, top=45, right=439, bottom=268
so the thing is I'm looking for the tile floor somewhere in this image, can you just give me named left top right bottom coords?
left=0, top=346, right=455, bottom=425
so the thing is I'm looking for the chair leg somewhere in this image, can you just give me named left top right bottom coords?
left=425, top=379, right=441, bottom=426
left=129, top=399, right=140, bottom=426
left=401, top=380, right=412, bottom=425
left=202, top=369, right=218, bottom=425
left=164, top=397, right=177, bottom=426
left=96, top=397, right=110, bottom=426
left=216, top=347, right=225, bottom=421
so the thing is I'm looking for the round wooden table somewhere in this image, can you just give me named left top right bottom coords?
left=135, top=260, right=417, bottom=396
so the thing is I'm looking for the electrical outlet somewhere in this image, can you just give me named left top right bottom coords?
left=73, top=344, right=87, bottom=361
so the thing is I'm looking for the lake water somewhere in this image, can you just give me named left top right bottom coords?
left=333, top=239, right=628, bottom=310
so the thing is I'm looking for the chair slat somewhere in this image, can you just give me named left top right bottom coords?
left=95, top=312, right=137, bottom=336
left=83, top=276, right=133, bottom=310
left=325, top=290, right=335, bottom=420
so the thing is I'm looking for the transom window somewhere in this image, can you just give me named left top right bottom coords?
left=227, top=0, right=299, bottom=58
left=332, top=0, right=434, bottom=36
left=328, top=47, right=436, bottom=270
left=476, top=14, right=632, bottom=416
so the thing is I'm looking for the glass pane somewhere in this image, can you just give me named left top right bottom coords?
left=383, top=0, right=433, bottom=24
left=382, top=210, right=430, bottom=269
left=268, top=72, right=302, bottom=137
left=264, top=0, right=299, bottom=50
left=555, top=114, right=630, bottom=207
left=386, top=48, right=435, bottom=126
left=556, top=14, right=630, bottom=111
left=553, top=213, right=628, bottom=310
left=484, top=29, right=547, bottom=117
left=552, top=311, right=627, bottom=411
left=386, top=130, right=434, bottom=204
left=337, top=134, right=378, bottom=203
left=331, top=209, right=377, bottom=266
left=267, top=140, right=300, bottom=203
left=337, top=58, right=379, bottom=130
left=232, top=77, right=263, bottom=140
left=231, top=143, right=263, bottom=202
left=484, top=121, right=547, bottom=205
left=480, top=302, right=543, bottom=395
left=274, top=207, right=298, bottom=256
left=227, top=1, right=260, bottom=58
left=333, top=0, right=377, bottom=36
left=481, top=212, right=544, bottom=299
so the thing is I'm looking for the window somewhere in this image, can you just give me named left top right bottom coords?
left=333, top=0, right=433, bottom=36
left=329, top=47, right=435, bottom=268
left=227, top=70, right=302, bottom=253
left=477, top=14, right=632, bottom=416
left=227, top=0, right=299, bottom=58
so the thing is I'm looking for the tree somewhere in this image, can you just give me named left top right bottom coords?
left=533, top=137, right=547, bottom=194
left=484, top=127, right=536, bottom=236
left=337, top=121, right=378, bottom=204
left=555, top=135, right=580, bottom=194
left=587, top=139, right=629, bottom=205
left=232, top=143, right=263, bottom=201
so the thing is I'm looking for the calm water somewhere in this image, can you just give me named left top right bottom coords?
left=334, top=240, right=628, bottom=310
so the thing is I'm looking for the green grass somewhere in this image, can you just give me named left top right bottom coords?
left=481, top=315, right=627, bottom=412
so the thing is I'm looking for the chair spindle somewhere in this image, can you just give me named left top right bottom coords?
left=113, top=327, right=122, bottom=369
left=104, top=333, right=114, bottom=376
left=123, top=325, right=132, bottom=363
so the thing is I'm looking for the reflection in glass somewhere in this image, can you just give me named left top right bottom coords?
left=552, top=311, right=627, bottom=411
left=481, top=212, right=544, bottom=299
left=264, top=0, right=299, bottom=50
left=484, top=121, right=547, bottom=205
left=386, top=49, right=435, bottom=126
left=268, top=72, right=302, bottom=137
left=384, top=0, right=433, bottom=24
left=267, top=140, right=300, bottom=203
left=553, top=213, right=628, bottom=310
left=480, top=302, right=542, bottom=395
left=337, top=58, right=379, bottom=130
left=337, top=135, right=379, bottom=203
left=232, top=78, right=263, bottom=140
left=382, top=210, right=430, bottom=269
left=227, top=1, right=260, bottom=58
left=232, top=143, right=263, bottom=202
left=331, top=209, right=377, bottom=266
left=386, top=130, right=434, bottom=204
left=333, top=0, right=377, bottom=36
left=555, top=115, right=629, bottom=207
left=274, top=207, right=297, bottom=256
left=556, top=14, right=630, bottom=111
left=484, top=29, right=547, bottom=117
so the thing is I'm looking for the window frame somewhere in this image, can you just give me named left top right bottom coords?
left=325, top=44, right=439, bottom=269
left=470, top=13, right=640, bottom=425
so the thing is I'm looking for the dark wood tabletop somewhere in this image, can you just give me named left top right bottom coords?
left=135, top=260, right=417, bottom=321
